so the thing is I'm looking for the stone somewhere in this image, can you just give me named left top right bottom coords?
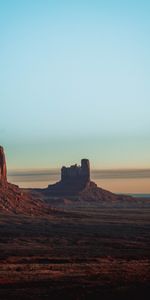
left=0, top=146, right=7, bottom=182
left=46, top=159, right=91, bottom=196
left=61, top=159, right=90, bottom=183
left=0, top=146, right=50, bottom=214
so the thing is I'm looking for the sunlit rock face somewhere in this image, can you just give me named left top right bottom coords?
left=0, top=146, right=7, bottom=183
left=0, top=146, right=50, bottom=215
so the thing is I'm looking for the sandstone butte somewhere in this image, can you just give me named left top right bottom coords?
left=43, top=158, right=133, bottom=203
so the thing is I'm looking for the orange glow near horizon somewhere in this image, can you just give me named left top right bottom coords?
left=10, top=178, right=150, bottom=194
left=96, top=178, right=150, bottom=194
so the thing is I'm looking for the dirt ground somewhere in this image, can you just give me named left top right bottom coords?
left=0, top=203, right=150, bottom=299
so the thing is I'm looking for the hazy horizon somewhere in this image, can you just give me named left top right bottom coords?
left=8, top=167, right=150, bottom=193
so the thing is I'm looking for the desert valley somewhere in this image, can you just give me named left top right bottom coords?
left=0, top=146, right=150, bottom=299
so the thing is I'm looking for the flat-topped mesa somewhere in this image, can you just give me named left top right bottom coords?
left=0, top=146, right=7, bottom=183
left=61, top=159, right=90, bottom=184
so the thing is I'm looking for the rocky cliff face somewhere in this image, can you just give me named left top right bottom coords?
left=0, top=146, right=50, bottom=215
left=0, top=182, right=50, bottom=215
left=0, top=146, right=7, bottom=183
left=61, top=159, right=90, bottom=184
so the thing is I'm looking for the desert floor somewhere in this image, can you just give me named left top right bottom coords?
left=0, top=203, right=150, bottom=299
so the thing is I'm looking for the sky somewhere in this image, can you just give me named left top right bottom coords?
left=0, top=0, right=150, bottom=174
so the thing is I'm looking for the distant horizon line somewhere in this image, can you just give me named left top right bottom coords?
left=7, top=168, right=150, bottom=180
left=7, top=168, right=150, bottom=193
left=8, top=167, right=150, bottom=173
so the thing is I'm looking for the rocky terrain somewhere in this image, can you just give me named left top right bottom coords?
left=0, top=181, right=50, bottom=215
left=0, top=146, right=50, bottom=215
left=30, top=181, right=149, bottom=209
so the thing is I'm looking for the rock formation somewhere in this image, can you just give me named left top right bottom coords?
left=61, top=159, right=90, bottom=184
left=45, top=159, right=99, bottom=196
left=0, top=146, right=7, bottom=183
left=0, top=146, right=50, bottom=215
left=0, top=148, right=134, bottom=209
left=43, top=158, right=134, bottom=204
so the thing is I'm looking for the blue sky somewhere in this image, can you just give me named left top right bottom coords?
left=0, top=0, right=150, bottom=170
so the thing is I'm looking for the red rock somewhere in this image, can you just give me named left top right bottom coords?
left=0, top=146, right=50, bottom=215
left=0, top=146, right=7, bottom=183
